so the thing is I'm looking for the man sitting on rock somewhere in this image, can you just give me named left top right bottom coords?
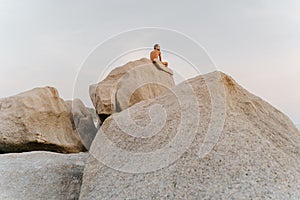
left=150, top=44, right=168, bottom=67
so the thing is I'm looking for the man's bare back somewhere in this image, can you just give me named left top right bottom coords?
left=150, top=44, right=168, bottom=67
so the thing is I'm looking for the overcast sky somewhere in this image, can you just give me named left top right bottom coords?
left=0, top=0, right=299, bottom=126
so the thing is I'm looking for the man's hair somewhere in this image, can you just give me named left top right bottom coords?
left=154, top=44, right=160, bottom=49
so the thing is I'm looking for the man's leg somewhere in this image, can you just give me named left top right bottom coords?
left=162, top=61, right=168, bottom=67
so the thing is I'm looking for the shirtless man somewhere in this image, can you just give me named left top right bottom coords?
left=150, top=44, right=168, bottom=67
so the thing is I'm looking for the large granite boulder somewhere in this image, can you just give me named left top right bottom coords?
left=0, top=87, right=96, bottom=153
left=0, top=151, right=87, bottom=200
left=80, top=71, right=300, bottom=199
left=89, top=58, right=175, bottom=122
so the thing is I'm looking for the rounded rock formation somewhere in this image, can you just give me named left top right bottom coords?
left=89, top=58, right=175, bottom=122
left=80, top=71, right=300, bottom=199
left=0, top=87, right=96, bottom=153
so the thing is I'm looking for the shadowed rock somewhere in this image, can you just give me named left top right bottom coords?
left=0, top=151, right=87, bottom=200
left=65, top=99, right=98, bottom=150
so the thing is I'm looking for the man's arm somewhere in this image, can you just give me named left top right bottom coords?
left=159, top=52, right=162, bottom=61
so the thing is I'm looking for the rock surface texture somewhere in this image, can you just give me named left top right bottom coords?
left=0, top=151, right=87, bottom=200
left=65, top=99, right=98, bottom=150
left=80, top=71, right=300, bottom=199
left=0, top=87, right=95, bottom=153
left=89, top=58, right=175, bottom=121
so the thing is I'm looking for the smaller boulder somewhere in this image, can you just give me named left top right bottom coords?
left=0, top=86, right=95, bottom=153
left=89, top=58, right=175, bottom=122
left=65, top=99, right=98, bottom=150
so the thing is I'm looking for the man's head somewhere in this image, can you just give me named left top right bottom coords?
left=154, top=44, right=160, bottom=51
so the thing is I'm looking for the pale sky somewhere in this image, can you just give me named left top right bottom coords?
left=0, top=0, right=299, bottom=127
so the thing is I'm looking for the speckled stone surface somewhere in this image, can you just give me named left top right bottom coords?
left=80, top=72, right=300, bottom=199
left=0, top=151, right=88, bottom=200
